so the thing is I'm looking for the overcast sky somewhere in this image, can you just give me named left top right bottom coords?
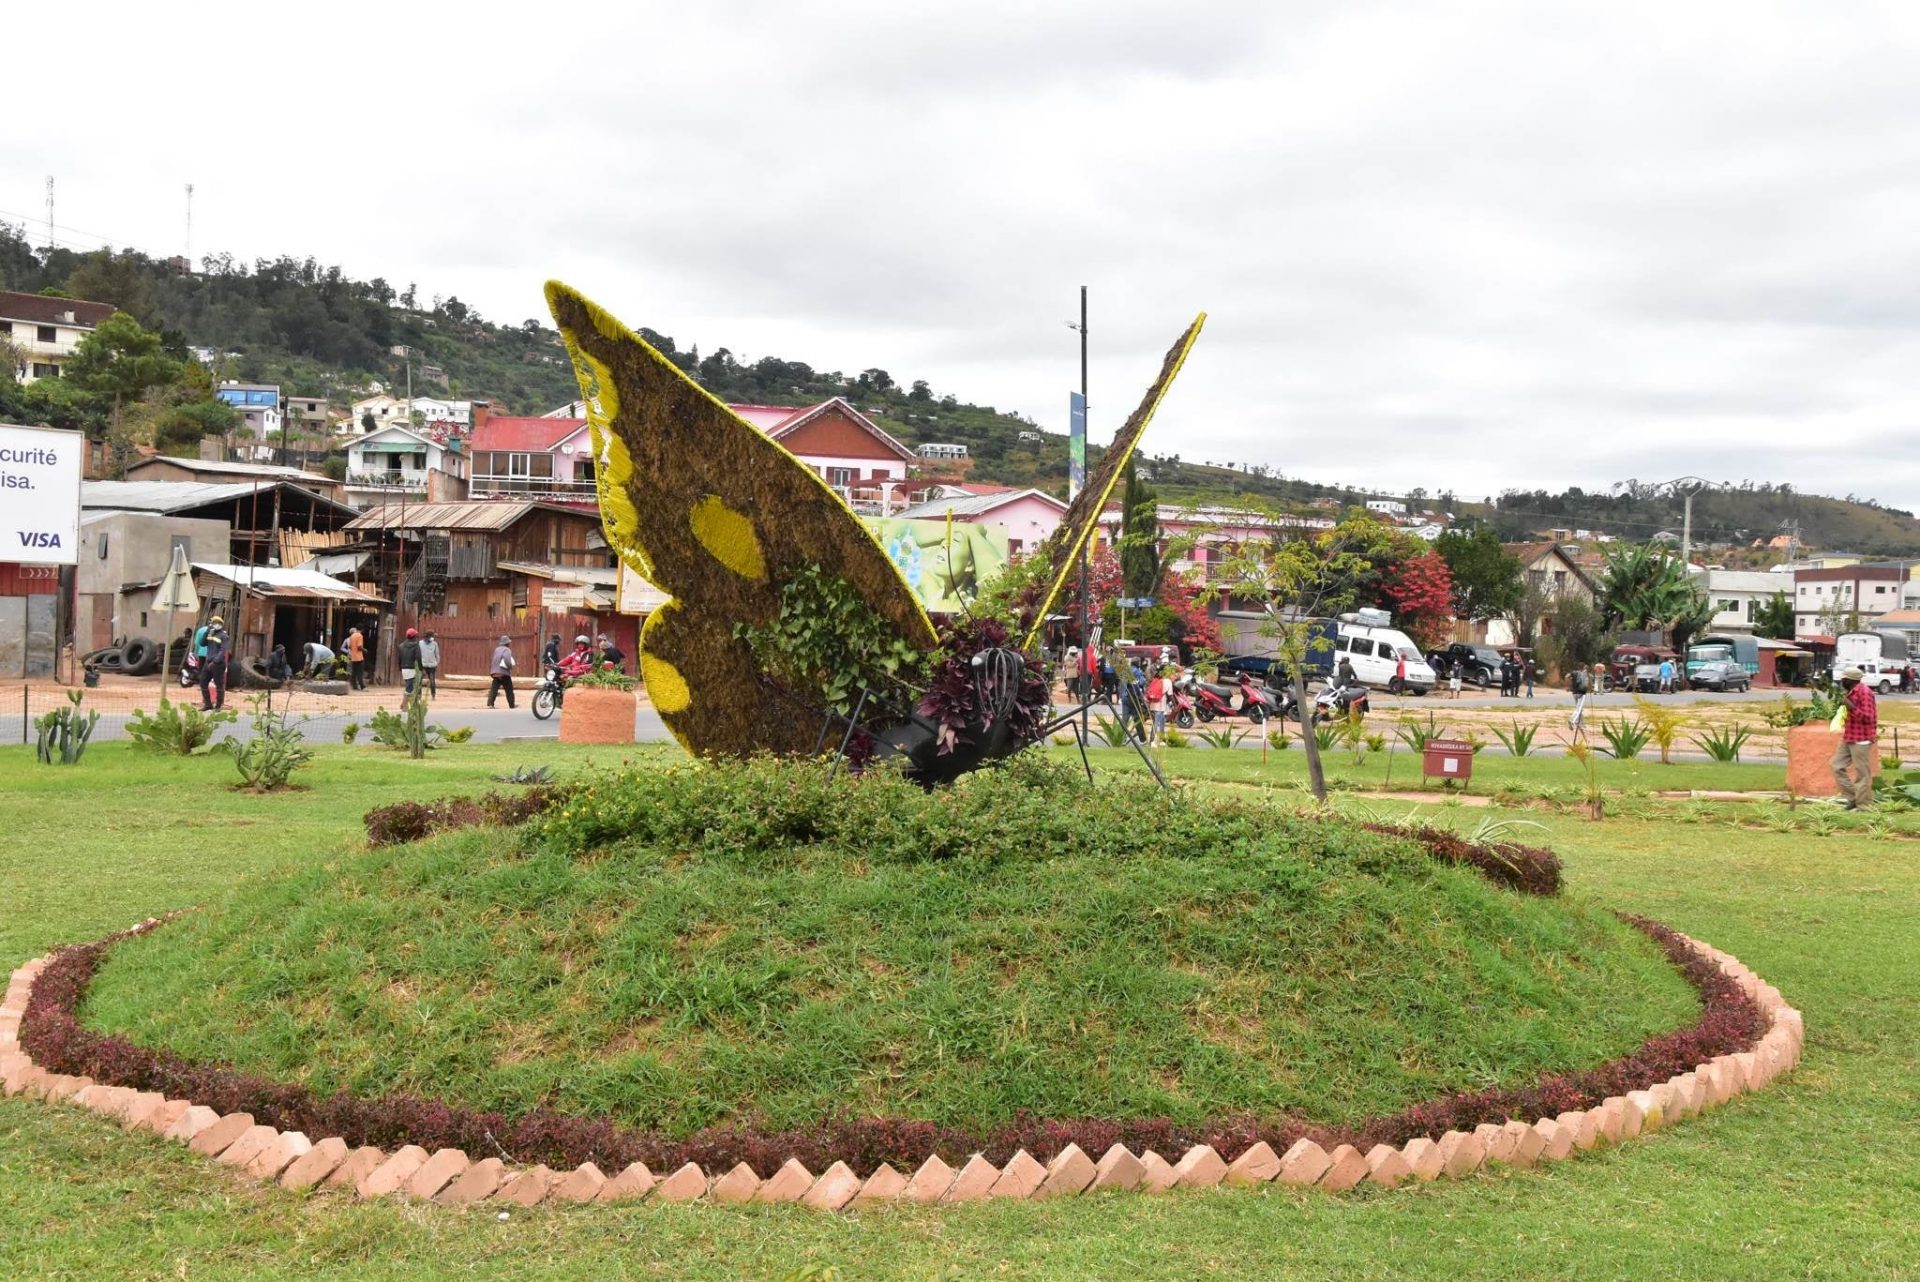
left=9, top=1, right=1920, bottom=514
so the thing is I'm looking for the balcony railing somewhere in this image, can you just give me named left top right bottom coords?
left=347, top=471, right=428, bottom=491
left=469, top=475, right=599, bottom=501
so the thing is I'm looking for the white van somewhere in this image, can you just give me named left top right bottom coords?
left=1332, top=611, right=1437, bottom=693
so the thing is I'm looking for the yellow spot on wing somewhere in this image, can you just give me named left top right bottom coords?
left=689, top=495, right=766, bottom=581
left=643, top=652, right=691, bottom=715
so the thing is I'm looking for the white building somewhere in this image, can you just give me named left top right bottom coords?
left=1691, top=568, right=1788, bottom=633
left=410, top=397, right=470, bottom=426
left=343, top=426, right=462, bottom=506
left=1, top=290, right=115, bottom=382
left=1365, top=499, right=1407, bottom=515
left=917, top=442, right=968, bottom=461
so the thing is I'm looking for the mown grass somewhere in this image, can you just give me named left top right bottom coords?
left=2, top=742, right=1917, bottom=1280
left=76, top=756, right=1693, bottom=1137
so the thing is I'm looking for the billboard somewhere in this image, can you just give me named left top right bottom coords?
left=0, top=423, right=82, bottom=566
left=864, top=516, right=1009, bottom=615
left=611, top=518, right=1009, bottom=617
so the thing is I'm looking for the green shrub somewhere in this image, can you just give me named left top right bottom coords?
left=367, top=695, right=471, bottom=756
left=1313, top=722, right=1338, bottom=751
left=1266, top=728, right=1289, bottom=751
left=1597, top=715, right=1652, bottom=761
left=1196, top=725, right=1249, bottom=749
left=1162, top=726, right=1191, bottom=748
left=1693, top=724, right=1754, bottom=763
left=1395, top=714, right=1445, bottom=752
left=573, top=667, right=638, bottom=691
left=219, top=694, right=314, bottom=791
left=1491, top=720, right=1537, bottom=758
left=126, top=698, right=235, bottom=755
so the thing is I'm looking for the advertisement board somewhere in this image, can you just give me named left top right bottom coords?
left=0, top=423, right=83, bottom=566
left=611, top=523, right=1008, bottom=619
left=862, top=516, right=1009, bottom=615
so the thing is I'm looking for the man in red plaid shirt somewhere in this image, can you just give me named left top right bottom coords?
left=1831, top=667, right=1879, bottom=809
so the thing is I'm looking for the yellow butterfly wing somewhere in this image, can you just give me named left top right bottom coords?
left=1023, top=314, right=1207, bottom=648
left=545, top=281, right=938, bottom=759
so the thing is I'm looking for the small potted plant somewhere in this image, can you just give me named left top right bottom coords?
left=560, top=663, right=638, bottom=745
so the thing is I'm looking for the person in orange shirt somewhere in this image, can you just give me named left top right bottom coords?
left=345, top=626, right=367, bottom=690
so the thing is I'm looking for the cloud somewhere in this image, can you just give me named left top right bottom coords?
left=9, top=0, right=1920, bottom=511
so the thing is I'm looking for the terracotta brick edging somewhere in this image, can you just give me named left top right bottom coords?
left=0, top=920, right=1805, bottom=1213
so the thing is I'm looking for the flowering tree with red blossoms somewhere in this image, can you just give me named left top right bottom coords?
left=1381, top=549, right=1455, bottom=651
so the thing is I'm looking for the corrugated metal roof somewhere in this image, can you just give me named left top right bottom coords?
left=192, top=562, right=387, bottom=604
left=894, top=488, right=1061, bottom=520
left=82, top=479, right=354, bottom=513
left=128, top=456, right=336, bottom=483
left=343, top=500, right=588, bottom=531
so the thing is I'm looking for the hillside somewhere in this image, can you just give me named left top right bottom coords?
left=7, top=224, right=1918, bottom=555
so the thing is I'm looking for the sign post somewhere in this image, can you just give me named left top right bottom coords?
left=152, top=544, right=200, bottom=688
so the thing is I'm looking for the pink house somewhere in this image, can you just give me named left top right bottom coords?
left=895, top=485, right=1068, bottom=559
left=1095, top=504, right=1336, bottom=580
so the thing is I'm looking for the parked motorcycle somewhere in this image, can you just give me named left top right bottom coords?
left=1312, top=679, right=1371, bottom=723
left=1177, top=672, right=1278, bottom=724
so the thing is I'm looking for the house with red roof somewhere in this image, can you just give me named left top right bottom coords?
left=489, top=396, right=924, bottom=514
left=468, top=415, right=595, bottom=503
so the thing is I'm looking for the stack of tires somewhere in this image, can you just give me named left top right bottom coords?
left=81, top=637, right=162, bottom=676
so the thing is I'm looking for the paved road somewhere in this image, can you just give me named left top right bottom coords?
left=10, top=685, right=1890, bottom=752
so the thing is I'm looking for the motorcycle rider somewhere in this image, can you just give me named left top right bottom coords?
left=550, top=634, right=595, bottom=707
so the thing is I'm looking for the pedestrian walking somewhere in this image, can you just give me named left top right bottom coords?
left=487, top=634, right=517, bottom=708
left=1569, top=661, right=1592, bottom=740
left=346, top=626, right=367, bottom=690
left=399, top=627, right=422, bottom=697
left=1448, top=662, right=1462, bottom=699
left=419, top=630, right=440, bottom=698
left=1658, top=657, right=1675, bottom=694
left=1395, top=651, right=1408, bottom=693
left=198, top=617, right=230, bottom=711
left=1063, top=644, right=1081, bottom=698
left=1831, top=667, right=1879, bottom=809
left=1523, top=655, right=1535, bottom=697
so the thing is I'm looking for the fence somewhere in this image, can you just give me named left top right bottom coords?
left=409, top=615, right=540, bottom=678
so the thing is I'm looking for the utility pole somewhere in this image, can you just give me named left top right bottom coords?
left=184, top=183, right=194, bottom=272
left=1076, top=286, right=1090, bottom=743
left=44, top=176, right=54, bottom=252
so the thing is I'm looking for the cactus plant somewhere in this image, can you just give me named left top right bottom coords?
left=34, top=690, right=99, bottom=765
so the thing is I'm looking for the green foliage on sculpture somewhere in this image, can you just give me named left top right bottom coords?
left=736, top=566, right=930, bottom=720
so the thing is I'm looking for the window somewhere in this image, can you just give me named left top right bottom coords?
left=826, top=467, right=854, bottom=487
left=37, top=325, right=56, bottom=343
left=31, top=363, right=58, bottom=378
left=1350, top=638, right=1375, bottom=657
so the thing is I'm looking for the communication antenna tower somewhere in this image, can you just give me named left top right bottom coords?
left=184, top=183, right=194, bottom=272
left=44, top=176, right=54, bottom=251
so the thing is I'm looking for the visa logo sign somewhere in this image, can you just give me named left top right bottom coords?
left=17, top=532, right=62, bottom=548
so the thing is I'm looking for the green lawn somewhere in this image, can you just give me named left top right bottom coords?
left=2, top=742, right=1917, bottom=1280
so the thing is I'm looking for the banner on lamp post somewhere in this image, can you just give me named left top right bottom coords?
left=1068, top=391, right=1086, bottom=500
